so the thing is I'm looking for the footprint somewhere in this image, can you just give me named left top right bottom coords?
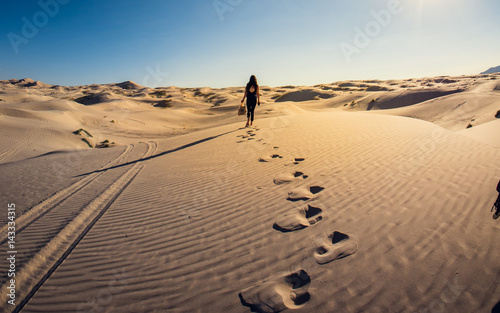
left=273, top=205, right=323, bottom=232
left=259, top=154, right=284, bottom=162
left=273, top=172, right=308, bottom=185
left=295, top=172, right=309, bottom=179
left=285, top=158, right=306, bottom=166
left=287, top=186, right=324, bottom=201
left=314, top=231, right=358, bottom=264
left=239, top=269, right=311, bottom=313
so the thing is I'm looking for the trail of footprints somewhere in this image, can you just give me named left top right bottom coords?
left=236, top=128, right=260, bottom=143
left=237, top=128, right=358, bottom=312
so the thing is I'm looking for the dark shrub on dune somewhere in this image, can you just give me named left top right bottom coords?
left=154, top=99, right=173, bottom=108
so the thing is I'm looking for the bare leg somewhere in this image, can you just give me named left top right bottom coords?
left=246, top=118, right=250, bottom=127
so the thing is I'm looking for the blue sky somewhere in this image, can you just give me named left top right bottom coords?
left=1, top=0, right=499, bottom=87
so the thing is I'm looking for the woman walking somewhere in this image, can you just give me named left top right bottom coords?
left=241, top=75, right=261, bottom=127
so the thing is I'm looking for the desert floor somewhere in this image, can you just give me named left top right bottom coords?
left=1, top=74, right=500, bottom=312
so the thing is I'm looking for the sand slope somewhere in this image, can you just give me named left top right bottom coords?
left=1, top=111, right=499, bottom=313
left=458, top=119, right=500, bottom=147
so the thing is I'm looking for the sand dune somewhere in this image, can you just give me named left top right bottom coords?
left=115, top=81, right=144, bottom=90
left=458, top=119, right=500, bottom=147
left=1, top=74, right=500, bottom=312
left=366, top=87, right=464, bottom=110
left=275, top=89, right=336, bottom=102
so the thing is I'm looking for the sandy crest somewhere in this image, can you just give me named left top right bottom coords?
left=3, top=110, right=499, bottom=313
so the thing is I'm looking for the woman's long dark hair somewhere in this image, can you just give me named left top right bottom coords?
left=246, top=75, right=258, bottom=92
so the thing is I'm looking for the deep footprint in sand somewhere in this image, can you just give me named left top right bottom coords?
left=273, top=172, right=309, bottom=185
left=259, top=154, right=284, bottom=162
left=314, top=231, right=358, bottom=264
left=239, top=269, right=311, bottom=313
left=273, top=205, right=323, bottom=232
left=287, top=186, right=324, bottom=201
left=285, top=158, right=306, bottom=166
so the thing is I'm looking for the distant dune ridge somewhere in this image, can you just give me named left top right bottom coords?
left=481, top=65, right=500, bottom=75
left=2, top=73, right=499, bottom=162
left=115, top=80, right=144, bottom=90
left=1, top=73, right=500, bottom=313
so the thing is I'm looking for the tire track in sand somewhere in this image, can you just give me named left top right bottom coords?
left=0, top=144, right=134, bottom=244
left=0, top=141, right=158, bottom=313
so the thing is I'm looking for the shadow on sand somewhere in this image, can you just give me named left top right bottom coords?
left=75, top=128, right=243, bottom=177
